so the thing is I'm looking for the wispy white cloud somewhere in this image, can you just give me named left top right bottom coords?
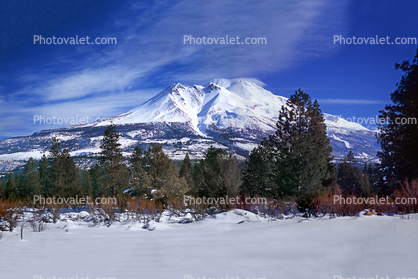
left=0, top=89, right=158, bottom=137
left=318, top=99, right=387, bottom=105
left=25, top=0, right=349, bottom=100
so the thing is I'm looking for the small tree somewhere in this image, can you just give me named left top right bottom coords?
left=179, top=153, right=194, bottom=194
left=377, top=51, right=418, bottom=194
left=194, top=146, right=242, bottom=198
left=245, top=89, right=335, bottom=208
left=5, top=173, right=18, bottom=201
left=20, top=157, right=43, bottom=201
left=129, top=144, right=189, bottom=204
left=99, top=124, right=129, bottom=198
left=337, top=151, right=368, bottom=196
left=129, top=146, right=152, bottom=198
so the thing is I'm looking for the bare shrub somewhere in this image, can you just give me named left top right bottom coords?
left=0, top=199, right=20, bottom=231
left=45, top=203, right=62, bottom=223
left=29, top=219, right=47, bottom=232
left=314, top=186, right=365, bottom=216
left=393, top=179, right=418, bottom=213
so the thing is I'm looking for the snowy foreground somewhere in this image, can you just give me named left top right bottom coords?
left=1, top=210, right=417, bottom=279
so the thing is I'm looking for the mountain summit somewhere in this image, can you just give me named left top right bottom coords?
left=0, top=79, right=380, bottom=168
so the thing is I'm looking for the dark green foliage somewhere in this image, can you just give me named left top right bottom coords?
left=337, top=151, right=369, bottom=196
left=128, top=145, right=151, bottom=198
left=193, top=146, right=242, bottom=198
left=39, top=154, right=50, bottom=195
left=378, top=50, right=418, bottom=193
left=99, top=124, right=129, bottom=197
left=19, top=157, right=42, bottom=200
left=5, top=173, right=18, bottom=201
left=179, top=153, right=194, bottom=194
left=80, top=169, right=93, bottom=197
left=244, top=89, right=335, bottom=205
left=0, top=180, right=5, bottom=198
left=128, top=144, right=189, bottom=203
left=89, top=164, right=105, bottom=198
left=48, top=138, right=82, bottom=198
left=242, top=143, right=276, bottom=197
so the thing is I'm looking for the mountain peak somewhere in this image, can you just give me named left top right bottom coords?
left=210, top=78, right=265, bottom=89
left=0, top=79, right=381, bottom=163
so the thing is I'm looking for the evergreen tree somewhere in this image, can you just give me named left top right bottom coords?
left=362, top=171, right=372, bottom=197
left=377, top=51, right=418, bottom=193
left=20, top=157, right=42, bottom=200
left=246, top=89, right=334, bottom=204
left=80, top=169, right=93, bottom=197
left=60, top=149, right=83, bottom=198
left=179, top=153, right=194, bottom=194
left=48, top=137, right=65, bottom=196
left=0, top=180, right=5, bottom=199
left=99, top=124, right=129, bottom=197
left=194, top=146, right=242, bottom=198
left=364, top=162, right=379, bottom=194
left=144, top=144, right=189, bottom=203
left=128, top=146, right=152, bottom=198
left=337, top=151, right=365, bottom=196
left=89, top=164, right=104, bottom=199
left=242, top=143, right=276, bottom=197
left=5, top=173, right=18, bottom=201
left=39, top=154, right=51, bottom=196
left=47, top=138, right=82, bottom=198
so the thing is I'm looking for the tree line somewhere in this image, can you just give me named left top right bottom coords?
left=1, top=50, right=417, bottom=211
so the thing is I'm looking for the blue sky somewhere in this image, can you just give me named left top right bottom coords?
left=1, top=0, right=417, bottom=139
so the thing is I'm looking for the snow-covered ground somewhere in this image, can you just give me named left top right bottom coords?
left=1, top=210, right=417, bottom=279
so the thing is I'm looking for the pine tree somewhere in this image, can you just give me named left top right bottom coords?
left=46, top=138, right=82, bottom=199
left=262, top=89, right=334, bottom=204
left=195, top=146, right=242, bottom=198
left=128, top=146, right=152, bottom=198
left=48, top=137, right=65, bottom=196
left=20, top=157, right=42, bottom=200
left=377, top=51, right=418, bottom=193
left=80, top=169, right=93, bottom=197
left=0, top=180, right=5, bottom=199
left=5, top=173, right=18, bottom=201
left=60, top=149, right=83, bottom=198
left=39, top=154, right=51, bottom=196
left=89, top=164, right=104, bottom=199
left=242, top=142, right=276, bottom=197
left=337, top=151, right=365, bottom=196
left=145, top=144, right=189, bottom=203
left=179, top=153, right=194, bottom=194
left=99, top=124, right=129, bottom=197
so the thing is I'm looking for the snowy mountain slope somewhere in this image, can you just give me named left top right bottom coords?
left=0, top=78, right=380, bottom=169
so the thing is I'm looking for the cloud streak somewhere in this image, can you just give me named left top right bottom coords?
left=318, top=99, right=388, bottom=105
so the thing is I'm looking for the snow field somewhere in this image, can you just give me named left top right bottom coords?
left=0, top=210, right=417, bottom=279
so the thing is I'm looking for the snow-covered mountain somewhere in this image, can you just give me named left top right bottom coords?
left=0, top=78, right=380, bottom=170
